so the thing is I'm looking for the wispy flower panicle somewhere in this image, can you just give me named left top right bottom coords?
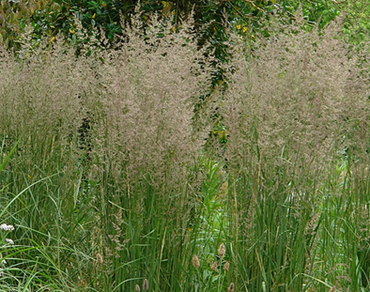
left=0, top=224, right=14, bottom=231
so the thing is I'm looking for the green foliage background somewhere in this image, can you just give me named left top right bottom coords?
left=1, top=0, right=370, bottom=55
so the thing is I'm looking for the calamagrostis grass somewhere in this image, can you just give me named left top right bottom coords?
left=221, top=15, right=370, bottom=175
left=2, top=6, right=370, bottom=292
left=1, top=10, right=213, bottom=291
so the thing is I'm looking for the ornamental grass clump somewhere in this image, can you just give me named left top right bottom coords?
left=90, top=12, right=213, bottom=186
left=84, top=12, right=214, bottom=291
left=0, top=9, right=214, bottom=291
left=218, top=13, right=370, bottom=292
left=2, top=4, right=370, bottom=292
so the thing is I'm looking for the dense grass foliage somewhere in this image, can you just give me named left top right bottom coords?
left=1, top=13, right=370, bottom=292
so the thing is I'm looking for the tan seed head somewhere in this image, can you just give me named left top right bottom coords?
left=96, top=253, right=103, bottom=264
left=211, top=261, right=218, bottom=271
left=192, top=255, right=200, bottom=270
left=218, top=243, right=226, bottom=259
left=228, top=282, right=235, bottom=292
left=143, top=279, right=149, bottom=291
left=135, top=284, right=141, bottom=292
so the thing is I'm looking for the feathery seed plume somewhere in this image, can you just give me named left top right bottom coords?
left=135, top=284, right=141, bottom=292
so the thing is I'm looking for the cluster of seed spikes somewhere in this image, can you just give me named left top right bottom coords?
left=135, top=278, right=149, bottom=292
left=192, top=243, right=234, bottom=291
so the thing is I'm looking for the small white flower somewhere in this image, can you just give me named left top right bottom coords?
left=1, top=260, right=6, bottom=265
left=5, top=238, right=14, bottom=245
left=0, top=224, right=14, bottom=231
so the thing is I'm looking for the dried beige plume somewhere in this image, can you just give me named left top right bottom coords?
left=228, top=282, right=235, bottom=292
left=135, top=284, right=141, bottom=292
left=218, top=243, right=226, bottom=259
left=143, top=279, right=149, bottom=291
left=96, top=253, right=103, bottom=264
left=211, top=261, right=218, bottom=271
left=192, top=255, right=200, bottom=270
